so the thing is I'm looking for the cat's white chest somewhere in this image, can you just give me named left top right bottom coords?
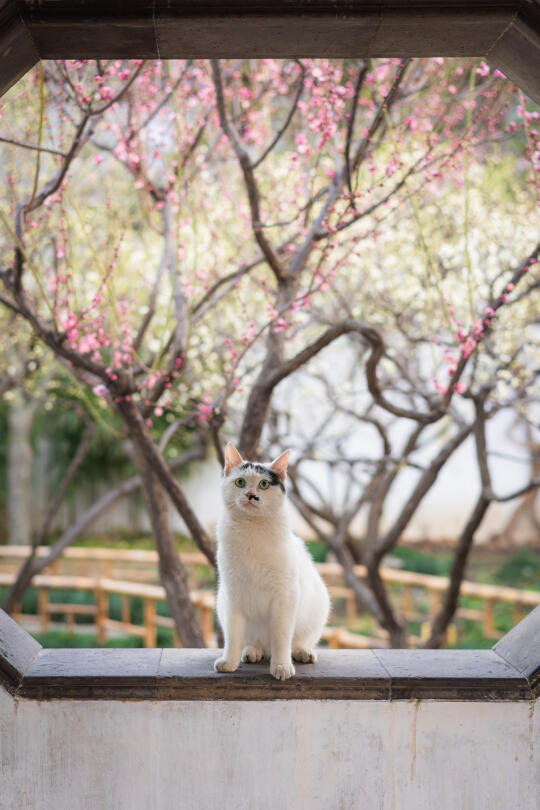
left=217, top=518, right=297, bottom=615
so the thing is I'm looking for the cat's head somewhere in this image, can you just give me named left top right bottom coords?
left=221, top=443, right=290, bottom=518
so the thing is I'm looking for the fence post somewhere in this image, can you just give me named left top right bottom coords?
left=39, top=588, right=49, bottom=632
left=446, top=623, right=458, bottom=646
left=121, top=594, right=130, bottom=624
left=66, top=610, right=75, bottom=635
left=12, top=601, right=22, bottom=623
left=428, top=588, right=441, bottom=618
left=401, top=585, right=413, bottom=617
left=144, top=599, right=157, bottom=647
left=346, top=592, right=356, bottom=626
left=200, top=603, right=213, bottom=646
left=328, top=629, right=340, bottom=649
left=95, top=583, right=107, bottom=645
left=483, top=598, right=495, bottom=637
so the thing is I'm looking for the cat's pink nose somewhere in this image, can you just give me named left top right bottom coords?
left=246, top=491, right=259, bottom=501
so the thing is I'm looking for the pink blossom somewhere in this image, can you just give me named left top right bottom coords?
left=476, top=62, right=490, bottom=78
left=99, top=86, right=115, bottom=100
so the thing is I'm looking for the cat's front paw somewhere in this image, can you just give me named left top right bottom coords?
left=292, top=648, right=317, bottom=663
left=214, top=656, right=239, bottom=673
left=270, top=661, right=295, bottom=681
left=242, top=645, right=264, bottom=663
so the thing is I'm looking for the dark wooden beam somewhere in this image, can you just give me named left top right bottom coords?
left=0, top=2, right=539, bottom=102
left=0, top=0, right=38, bottom=97
left=17, top=1, right=517, bottom=59
left=487, top=1, right=540, bottom=104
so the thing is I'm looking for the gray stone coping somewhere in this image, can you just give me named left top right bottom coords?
left=0, top=608, right=41, bottom=695
left=1, top=606, right=538, bottom=702
left=494, top=604, right=540, bottom=695
left=1, top=1, right=539, bottom=104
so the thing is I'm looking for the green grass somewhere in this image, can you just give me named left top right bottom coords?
left=306, top=540, right=328, bottom=563
left=32, top=630, right=144, bottom=648
left=32, top=628, right=176, bottom=648
left=387, top=545, right=453, bottom=576
left=494, top=546, right=540, bottom=589
left=31, top=530, right=197, bottom=553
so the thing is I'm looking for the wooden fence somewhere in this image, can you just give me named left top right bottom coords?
left=1, top=546, right=539, bottom=649
left=0, top=571, right=216, bottom=647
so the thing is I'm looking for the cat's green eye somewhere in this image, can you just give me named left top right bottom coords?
left=235, top=477, right=246, bottom=488
left=258, top=479, right=270, bottom=490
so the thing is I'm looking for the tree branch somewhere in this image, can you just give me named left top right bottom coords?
left=423, top=494, right=491, bottom=648
left=210, top=59, right=286, bottom=283
left=345, top=61, right=368, bottom=203
left=251, top=60, right=305, bottom=170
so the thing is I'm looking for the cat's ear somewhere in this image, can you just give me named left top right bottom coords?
left=224, top=443, right=244, bottom=475
left=270, top=449, right=291, bottom=482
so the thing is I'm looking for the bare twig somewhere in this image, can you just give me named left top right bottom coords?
left=211, top=59, right=286, bottom=283
left=252, top=60, right=306, bottom=169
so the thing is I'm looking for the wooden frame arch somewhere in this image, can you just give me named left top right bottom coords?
left=0, top=1, right=539, bottom=102
left=0, top=0, right=538, bottom=713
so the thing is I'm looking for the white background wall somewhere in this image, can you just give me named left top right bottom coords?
left=1, top=687, right=538, bottom=810
left=33, top=445, right=538, bottom=545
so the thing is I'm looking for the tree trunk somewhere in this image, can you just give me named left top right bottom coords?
left=424, top=495, right=490, bottom=648
left=115, top=398, right=216, bottom=566
left=365, top=423, right=473, bottom=646
left=7, top=391, right=36, bottom=545
left=238, top=277, right=298, bottom=459
left=134, top=449, right=205, bottom=647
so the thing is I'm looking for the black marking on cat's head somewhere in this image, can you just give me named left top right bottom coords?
left=240, top=462, right=286, bottom=492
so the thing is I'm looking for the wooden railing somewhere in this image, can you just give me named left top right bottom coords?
left=0, top=571, right=216, bottom=647
left=1, top=546, right=539, bottom=648
left=317, top=561, right=540, bottom=644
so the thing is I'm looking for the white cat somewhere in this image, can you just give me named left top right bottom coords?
left=214, top=443, right=330, bottom=681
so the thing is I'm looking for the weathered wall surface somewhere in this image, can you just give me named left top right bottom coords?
left=1, top=691, right=538, bottom=810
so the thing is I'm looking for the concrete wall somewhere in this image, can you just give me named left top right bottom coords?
left=1, top=688, right=537, bottom=810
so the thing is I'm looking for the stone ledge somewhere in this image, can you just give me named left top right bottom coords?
left=493, top=604, right=540, bottom=695
left=0, top=608, right=41, bottom=695
left=2, top=607, right=538, bottom=702
left=14, top=647, right=535, bottom=702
